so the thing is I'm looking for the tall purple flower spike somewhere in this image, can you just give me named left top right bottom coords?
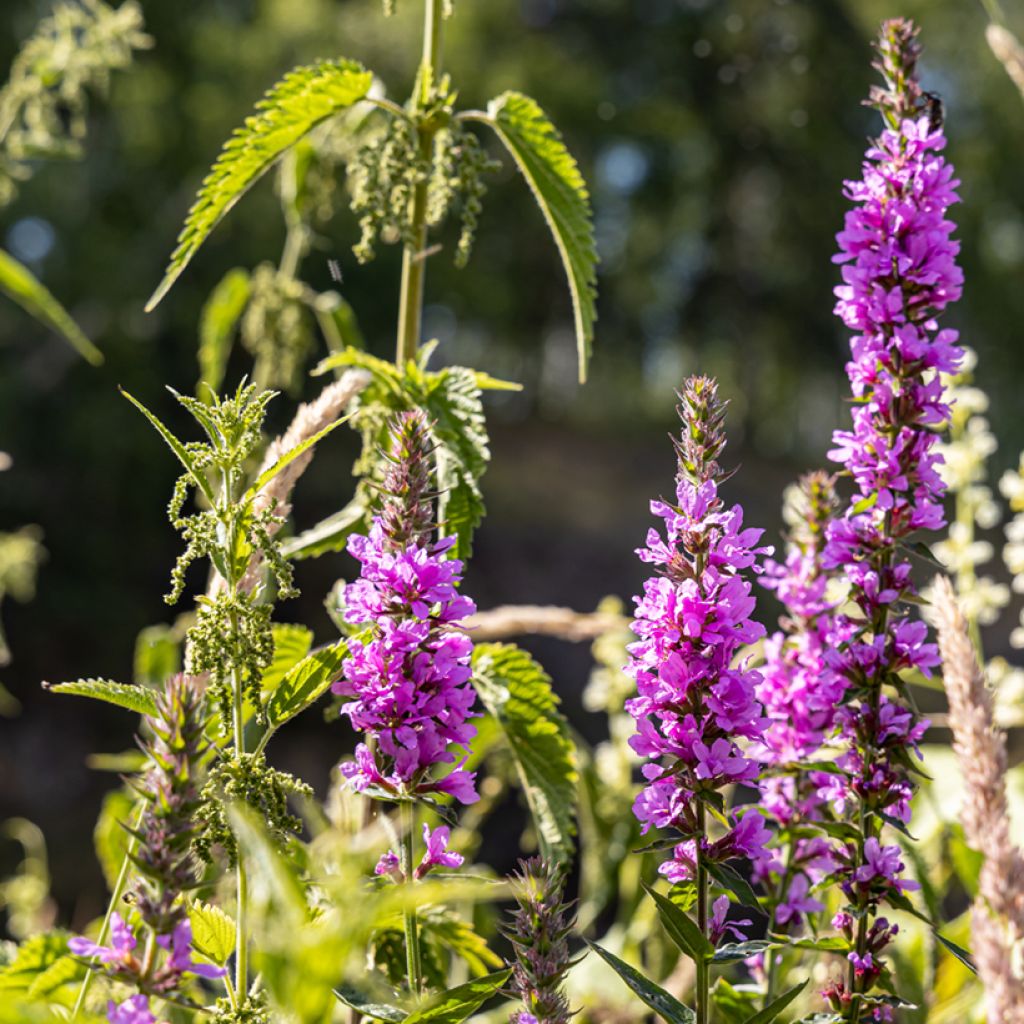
left=334, top=410, right=480, bottom=804
left=626, top=376, right=771, bottom=885
left=819, top=19, right=963, bottom=1020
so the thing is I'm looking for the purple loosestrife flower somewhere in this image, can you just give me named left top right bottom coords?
left=503, top=858, right=576, bottom=1024
left=374, top=824, right=465, bottom=882
left=68, top=913, right=138, bottom=969
left=820, top=19, right=963, bottom=1017
left=333, top=411, right=479, bottom=805
left=106, top=995, right=155, bottom=1024
left=626, top=376, right=770, bottom=884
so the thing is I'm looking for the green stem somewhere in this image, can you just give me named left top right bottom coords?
left=763, top=833, right=797, bottom=1007
left=695, top=802, right=709, bottom=1024
left=400, top=802, right=423, bottom=994
left=394, top=0, right=444, bottom=366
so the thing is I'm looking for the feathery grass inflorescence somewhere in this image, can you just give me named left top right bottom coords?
left=932, top=575, right=1024, bottom=1022
left=503, top=858, right=577, bottom=1024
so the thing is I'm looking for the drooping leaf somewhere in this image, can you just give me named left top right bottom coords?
left=147, top=60, right=373, bottom=309
left=476, top=93, right=597, bottom=382
left=934, top=932, right=976, bottom=974
left=740, top=979, right=808, bottom=1024
left=198, top=267, right=250, bottom=396
left=265, top=639, right=348, bottom=727
left=643, top=882, right=714, bottom=962
left=711, top=940, right=776, bottom=964
left=188, top=901, right=236, bottom=965
left=261, top=624, right=314, bottom=693
left=585, top=941, right=696, bottom=1024
left=0, top=247, right=102, bottom=364
left=400, top=968, right=512, bottom=1024
left=471, top=643, right=577, bottom=863
left=335, top=985, right=406, bottom=1023
left=45, top=678, right=157, bottom=717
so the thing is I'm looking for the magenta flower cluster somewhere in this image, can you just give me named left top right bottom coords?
left=333, top=412, right=480, bottom=805
left=626, top=377, right=771, bottom=884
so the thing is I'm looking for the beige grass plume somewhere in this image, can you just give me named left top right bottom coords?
left=988, top=23, right=1024, bottom=102
left=933, top=574, right=1024, bottom=1022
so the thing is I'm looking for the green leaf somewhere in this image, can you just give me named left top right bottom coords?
left=668, top=880, right=698, bottom=913
left=771, top=933, right=849, bottom=953
left=335, top=985, right=406, bottom=1024
left=741, top=979, right=808, bottom=1024
left=851, top=492, right=878, bottom=515
left=711, top=940, right=775, bottom=964
left=188, top=900, right=236, bottom=965
left=479, top=93, right=598, bottom=382
left=147, top=60, right=373, bottom=309
left=266, top=639, right=348, bottom=727
left=419, top=909, right=504, bottom=977
left=706, top=861, right=763, bottom=912
left=93, top=789, right=136, bottom=892
left=471, top=643, right=577, bottom=863
left=133, top=623, right=182, bottom=687
left=400, top=968, right=512, bottom=1024
left=711, top=979, right=759, bottom=1024
left=45, top=678, right=157, bottom=717
left=643, top=882, right=714, bottom=961
left=424, top=366, right=491, bottom=560
left=934, top=932, right=976, bottom=974
left=0, top=931, right=75, bottom=992
left=585, top=941, right=696, bottom=1024
left=261, top=624, right=314, bottom=692
left=198, top=267, right=250, bottom=396
left=120, top=389, right=217, bottom=504
left=281, top=494, right=368, bottom=560
left=249, top=414, right=351, bottom=495
left=0, top=246, right=102, bottom=364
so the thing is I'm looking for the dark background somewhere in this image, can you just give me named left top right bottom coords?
left=1, top=0, right=1023, bottom=929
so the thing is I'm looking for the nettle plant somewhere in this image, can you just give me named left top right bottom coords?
left=3, top=8, right=1020, bottom=1024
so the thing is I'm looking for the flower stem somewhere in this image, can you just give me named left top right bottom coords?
left=394, top=0, right=444, bottom=366
left=695, top=802, right=709, bottom=1024
left=400, top=801, right=423, bottom=994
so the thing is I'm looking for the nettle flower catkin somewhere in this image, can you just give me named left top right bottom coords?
left=818, top=19, right=964, bottom=1017
left=332, top=410, right=480, bottom=805
left=503, top=858, right=577, bottom=1024
left=626, top=376, right=771, bottom=886
left=752, top=473, right=842, bottom=934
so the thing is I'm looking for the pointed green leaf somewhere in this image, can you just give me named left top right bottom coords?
left=934, top=932, right=976, bottom=974
left=335, top=985, right=406, bottom=1024
left=266, top=639, right=348, bottom=727
left=0, top=247, right=102, bottom=364
left=0, top=930, right=76, bottom=993
left=471, top=643, right=577, bottom=863
left=585, top=941, right=696, bottom=1024
left=120, top=389, right=217, bottom=504
left=706, top=861, right=763, bottom=912
left=643, top=882, right=714, bottom=961
left=188, top=901, right=236, bottom=965
left=400, top=968, right=512, bottom=1024
left=281, top=494, right=368, bottom=560
left=261, top=624, right=314, bottom=692
left=711, top=940, right=776, bottom=964
left=741, top=979, right=808, bottom=1024
left=45, top=678, right=157, bottom=717
left=147, top=60, right=373, bottom=309
left=249, top=413, right=351, bottom=495
left=198, top=267, right=250, bottom=396
left=476, top=93, right=597, bottom=382
left=711, top=978, right=760, bottom=1024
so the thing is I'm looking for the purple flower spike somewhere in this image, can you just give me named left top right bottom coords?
left=334, top=411, right=479, bottom=805
left=627, top=376, right=770, bottom=883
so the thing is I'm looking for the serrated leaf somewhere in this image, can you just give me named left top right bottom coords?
left=249, top=414, right=351, bottom=496
left=480, top=93, right=597, bottom=382
left=741, top=979, right=808, bottom=1024
left=261, top=624, right=314, bottom=692
left=120, top=390, right=217, bottom=504
left=45, top=679, right=157, bottom=717
left=471, top=643, right=577, bottom=863
left=643, top=882, right=714, bottom=961
left=400, top=968, right=512, bottom=1024
left=147, top=60, right=373, bottom=309
left=585, top=941, right=696, bottom=1024
left=198, top=267, right=250, bottom=396
left=0, top=247, right=102, bottom=364
left=93, top=790, right=136, bottom=892
left=335, top=985, right=406, bottom=1023
left=188, top=901, right=236, bottom=965
left=419, top=909, right=504, bottom=977
left=711, top=940, right=775, bottom=964
left=0, top=931, right=74, bottom=992
left=266, top=639, right=348, bottom=727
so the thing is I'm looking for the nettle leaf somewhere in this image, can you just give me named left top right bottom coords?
left=419, top=909, right=504, bottom=977
left=261, top=624, right=314, bottom=692
left=45, top=678, right=157, bottom=717
left=477, top=93, right=597, bottom=383
left=188, top=901, right=236, bottom=965
left=0, top=930, right=75, bottom=992
left=585, top=941, right=696, bottom=1024
left=198, top=267, right=250, bottom=396
left=147, top=60, right=373, bottom=310
left=471, top=643, right=577, bottom=863
left=265, top=639, right=348, bottom=727
left=93, top=789, right=136, bottom=892
left=741, top=979, right=808, bottom=1024
left=249, top=414, right=352, bottom=495
left=0, top=246, right=102, bottom=365
left=400, top=968, right=512, bottom=1024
